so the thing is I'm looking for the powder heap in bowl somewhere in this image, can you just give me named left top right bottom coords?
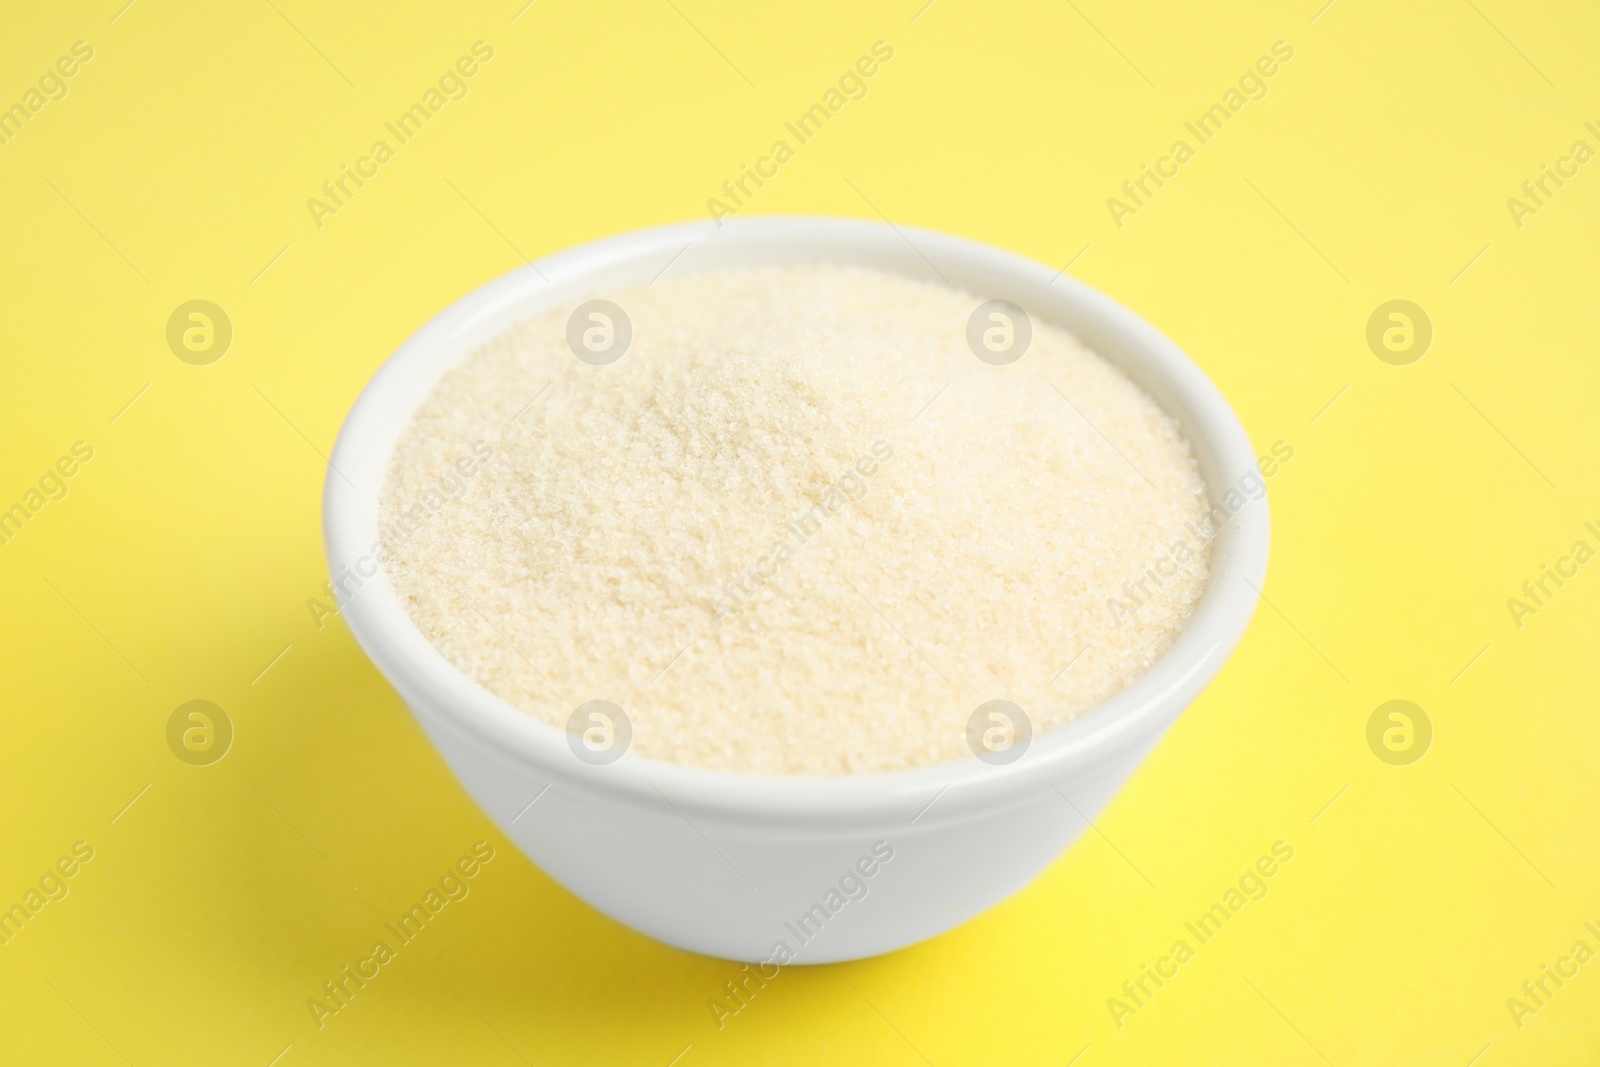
left=380, top=265, right=1211, bottom=775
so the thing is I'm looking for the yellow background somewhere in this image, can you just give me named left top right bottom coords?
left=2, top=0, right=1597, bottom=1063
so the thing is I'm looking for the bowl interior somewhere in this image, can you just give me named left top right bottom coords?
left=324, top=216, right=1267, bottom=821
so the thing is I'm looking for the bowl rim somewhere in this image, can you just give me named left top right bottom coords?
left=323, top=214, right=1268, bottom=827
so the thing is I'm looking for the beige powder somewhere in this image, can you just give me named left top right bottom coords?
left=380, top=265, right=1210, bottom=775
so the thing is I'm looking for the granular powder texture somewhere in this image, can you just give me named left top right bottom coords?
left=381, top=265, right=1211, bottom=775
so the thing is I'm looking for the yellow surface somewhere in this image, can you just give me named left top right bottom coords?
left=2, top=1, right=1597, bottom=1063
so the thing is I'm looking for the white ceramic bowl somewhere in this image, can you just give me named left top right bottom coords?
left=324, top=216, right=1268, bottom=964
